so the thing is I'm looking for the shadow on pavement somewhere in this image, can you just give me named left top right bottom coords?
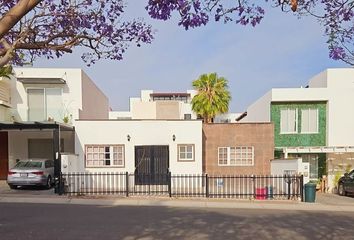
left=0, top=203, right=353, bottom=240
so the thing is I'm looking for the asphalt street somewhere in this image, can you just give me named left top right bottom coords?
left=0, top=203, right=353, bottom=240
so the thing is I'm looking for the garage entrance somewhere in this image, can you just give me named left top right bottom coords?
left=0, top=122, right=75, bottom=191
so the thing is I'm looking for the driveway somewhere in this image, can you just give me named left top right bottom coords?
left=0, top=180, right=55, bottom=196
left=316, top=192, right=354, bottom=206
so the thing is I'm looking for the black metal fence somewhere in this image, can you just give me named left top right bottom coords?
left=60, top=172, right=304, bottom=201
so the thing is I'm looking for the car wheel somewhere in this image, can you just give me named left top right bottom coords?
left=9, top=184, right=17, bottom=189
left=338, top=183, right=347, bottom=196
left=46, top=176, right=52, bottom=189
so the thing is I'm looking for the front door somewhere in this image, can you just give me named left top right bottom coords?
left=135, top=146, right=169, bottom=185
left=0, top=132, right=8, bottom=180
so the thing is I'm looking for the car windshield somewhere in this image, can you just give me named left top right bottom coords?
left=15, top=161, right=43, bottom=168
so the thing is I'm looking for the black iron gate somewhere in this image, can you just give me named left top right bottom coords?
left=134, top=145, right=169, bottom=185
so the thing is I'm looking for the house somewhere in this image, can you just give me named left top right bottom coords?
left=74, top=120, right=203, bottom=176
left=240, top=68, right=354, bottom=190
left=0, top=68, right=109, bottom=180
left=203, top=123, right=274, bottom=175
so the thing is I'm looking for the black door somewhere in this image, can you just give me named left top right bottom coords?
left=135, top=146, right=169, bottom=185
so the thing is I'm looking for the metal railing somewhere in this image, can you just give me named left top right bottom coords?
left=60, top=172, right=304, bottom=201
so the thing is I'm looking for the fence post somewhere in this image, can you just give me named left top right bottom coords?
left=253, top=175, right=256, bottom=199
left=205, top=174, right=209, bottom=198
left=58, top=172, right=63, bottom=195
left=287, top=175, right=291, bottom=200
left=300, top=175, right=304, bottom=202
left=125, top=172, right=129, bottom=197
left=168, top=171, right=172, bottom=198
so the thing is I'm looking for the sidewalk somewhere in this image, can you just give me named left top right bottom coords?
left=1, top=193, right=354, bottom=212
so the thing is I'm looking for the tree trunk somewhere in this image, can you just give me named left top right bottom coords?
left=0, top=0, right=41, bottom=41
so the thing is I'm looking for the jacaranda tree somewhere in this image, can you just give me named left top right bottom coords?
left=191, top=73, right=231, bottom=123
left=146, top=0, right=354, bottom=66
left=0, top=0, right=154, bottom=67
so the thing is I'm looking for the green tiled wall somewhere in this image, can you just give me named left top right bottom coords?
left=271, top=102, right=327, bottom=147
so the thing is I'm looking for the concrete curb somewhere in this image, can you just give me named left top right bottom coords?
left=1, top=195, right=354, bottom=212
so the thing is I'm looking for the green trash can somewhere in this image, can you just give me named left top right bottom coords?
left=304, top=183, right=316, bottom=202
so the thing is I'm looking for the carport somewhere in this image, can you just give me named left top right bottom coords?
left=0, top=121, right=75, bottom=191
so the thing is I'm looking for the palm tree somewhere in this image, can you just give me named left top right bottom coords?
left=191, top=72, right=231, bottom=123
left=0, top=65, right=13, bottom=79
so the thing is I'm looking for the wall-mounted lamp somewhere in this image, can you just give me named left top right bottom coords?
left=127, top=134, right=131, bottom=142
left=172, top=134, right=176, bottom=142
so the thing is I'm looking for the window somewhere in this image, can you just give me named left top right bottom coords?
left=184, top=114, right=192, bottom=120
left=178, top=144, right=194, bottom=161
left=218, top=146, right=254, bottom=166
left=27, top=88, right=62, bottom=121
left=85, top=145, right=124, bottom=167
left=301, top=108, right=319, bottom=133
left=280, top=108, right=298, bottom=134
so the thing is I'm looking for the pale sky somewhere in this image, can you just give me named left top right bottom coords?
left=35, top=1, right=346, bottom=112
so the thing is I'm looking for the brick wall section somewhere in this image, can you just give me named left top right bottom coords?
left=203, top=123, right=274, bottom=175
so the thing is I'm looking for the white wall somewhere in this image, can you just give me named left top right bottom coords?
left=12, top=68, right=83, bottom=122
left=0, top=106, right=10, bottom=121
left=80, top=71, right=109, bottom=119
left=74, top=120, right=203, bottom=174
left=8, top=131, right=53, bottom=168
left=131, top=101, right=156, bottom=119
left=7, top=130, right=75, bottom=168
left=308, top=70, right=327, bottom=88
left=109, top=111, right=132, bottom=119
left=243, top=91, right=272, bottom=122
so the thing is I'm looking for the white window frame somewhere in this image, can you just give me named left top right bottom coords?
left=280, top=108, right=298, bottom=134
left=85, top=145, right=125, bottom=167
left=218, top=146, right=254, bottom=166
left=178, top=144, right=195, bottom=162
left=27, top=87, right=63, bottom=121
left=301, top=108, right=319, bottom=134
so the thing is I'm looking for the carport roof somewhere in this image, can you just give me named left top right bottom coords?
left=0, top=121, right=74, bottom=131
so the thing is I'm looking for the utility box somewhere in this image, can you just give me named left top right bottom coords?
left=61, top=153, right=80, bottom=173
left=271, top=158, right=310, bottom=184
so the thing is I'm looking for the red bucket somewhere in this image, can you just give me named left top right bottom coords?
left=256, top=188, right=267, bottom=200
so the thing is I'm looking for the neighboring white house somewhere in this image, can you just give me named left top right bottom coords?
left=109, top=90, right=198, bottom=120
left=241, top=68, right=354, bottom=191
left=0, top=68, right=109, bottom=179
left=74, top=120, right=203, bottom=174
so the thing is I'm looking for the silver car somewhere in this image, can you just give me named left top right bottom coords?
left=7, top=159, right=54, bottom=189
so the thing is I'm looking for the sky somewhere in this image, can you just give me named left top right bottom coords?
left=35, top=1, right=347, bottom=112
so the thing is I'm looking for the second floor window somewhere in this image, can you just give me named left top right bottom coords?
left=280, top=108, right=298, bottom=134
left=27, top=88, right=62, bottom=121
left=301, top=108, right=319, bottom=133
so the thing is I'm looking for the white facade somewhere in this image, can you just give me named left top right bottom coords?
left=243, top=68, right=354, bottom=147
left=270, top=158, right=310, bottom=184
left=74, top=120, right=203, bottom=174
left=1, top=68, right=109, bottom=175
left=110, top=90, right=198, bottom=120
left=8, top=68, right=109, bottom=123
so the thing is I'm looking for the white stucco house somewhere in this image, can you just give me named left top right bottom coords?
left=240, top=68, right=354, bottom=190
left=74, top=120, right=202, bottom=175
left=0, top=68, right=109, bottom=181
